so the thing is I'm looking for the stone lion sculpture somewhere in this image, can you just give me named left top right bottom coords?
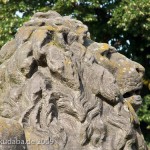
left=0, top=11, right=148, bottom=150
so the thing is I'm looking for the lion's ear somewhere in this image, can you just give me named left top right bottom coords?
left=83, top=63, right=121, bottom=104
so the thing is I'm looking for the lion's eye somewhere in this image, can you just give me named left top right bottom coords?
left=101, top=50, right=111, bottom=59
left=101, top=48, right=117, bottom=59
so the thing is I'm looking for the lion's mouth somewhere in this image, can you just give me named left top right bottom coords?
left=122, top=87, right=143, bottom=108
left=123, top=89, right=141, bottom=99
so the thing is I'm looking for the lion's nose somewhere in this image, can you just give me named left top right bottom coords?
left=135, top=63, right=145, bottom=78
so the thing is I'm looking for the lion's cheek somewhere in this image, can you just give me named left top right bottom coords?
left=83, top=63, right=121, bottom=104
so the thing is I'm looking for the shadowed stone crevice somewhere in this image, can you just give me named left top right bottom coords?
left=41, top=30, right=54, bottom=47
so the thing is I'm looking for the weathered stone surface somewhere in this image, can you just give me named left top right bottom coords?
left=0, top=10, right=148, bottom=150
left=0, top=117, right=27, bottom=150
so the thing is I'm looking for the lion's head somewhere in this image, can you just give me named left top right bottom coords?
left=0, top=11, right=147, bottom=150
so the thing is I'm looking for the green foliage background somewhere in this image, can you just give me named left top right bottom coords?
left=0, top=0, right=150, bottom=144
